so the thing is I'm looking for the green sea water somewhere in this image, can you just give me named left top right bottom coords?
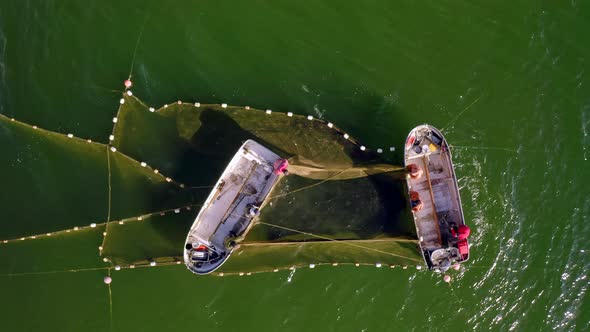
left=1, top=1, right=589, bottom=331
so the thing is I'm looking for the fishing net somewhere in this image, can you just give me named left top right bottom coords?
left=0, top=115, right=193, bottom=239
left=102, top=95, right=420, bottom=268
left=0, top=92, right=421, bottom=276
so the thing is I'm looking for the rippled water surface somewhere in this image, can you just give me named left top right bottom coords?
left=1, top=1, right=589, bottom=331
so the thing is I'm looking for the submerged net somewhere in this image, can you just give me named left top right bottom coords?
left=0, top=92, right=421, bottom=276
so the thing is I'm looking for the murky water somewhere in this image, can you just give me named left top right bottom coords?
left=1, top=1, right=589, bottom=331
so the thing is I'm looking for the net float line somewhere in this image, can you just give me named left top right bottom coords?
left=0, top=204, right=200, bottom=245
left=0, top=113, right=190, bottom=190
left=120, top=93, right=400, bottom=157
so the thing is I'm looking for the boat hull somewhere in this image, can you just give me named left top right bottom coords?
left=183, top=140, right=285, bottom=275
left=404, top=124, right=469, bottom=271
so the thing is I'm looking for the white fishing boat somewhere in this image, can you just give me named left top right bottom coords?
left=404, top=124, right=470, bottom=272
left=183, top=140, right=288, bottom=275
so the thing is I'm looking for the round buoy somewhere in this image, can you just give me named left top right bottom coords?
left=452, top=263, right=461, bottom=271
left=287, top=112, right=293, bottom=117
left=309, top=264, right=315, bottom=269
left=124, top=80, right=132, bottom=88
left=115, top=266, right=121, bottom=271
left=90, top=223, right=97, bottom=228
left=443, top=275, right=451, bottom=283
left=149, top=107, right=155, bottom=112
left=126, top=90, right=133, bottom=96
left=150, top=261, right=156, bottom=266
left=343, top=134, right=349, bottom=139
left=327, top=122, right=333, bottom=128
left=307, top=115, right=313, bottom=120
left=119, top=98, right=125, bottom=104
left=376, top=263, right=382, bottom=268
left=140, top=162, right=147, bottom=167
left=104, top=276, right=112, bottom=284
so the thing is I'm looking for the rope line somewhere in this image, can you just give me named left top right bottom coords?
left=269, top=161, right=396, bottom=200
left=0, top=204, right=200, bottom=244
left=442, top=95, right=483, bottom=131
left=107, top=268, right=113, bottom=331
left=0, top=266, right=110, bottom=277
left=255, top=221, right=421, bottom=263
left=451, top=145, right=518, bottom=153
left=106, top=147, right=112, bottom=223
left=127, top=8, right=150, bottom=79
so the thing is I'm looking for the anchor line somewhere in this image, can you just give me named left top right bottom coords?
left=254, top=221, right=421, bottom=263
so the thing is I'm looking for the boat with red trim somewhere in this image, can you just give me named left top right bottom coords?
left=183, top=140, right=288, bottom=275
left=404, top=124, right=470, bottom=272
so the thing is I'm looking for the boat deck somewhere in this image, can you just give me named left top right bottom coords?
left=404, top=125, right=466, bottom=266
left=184, top=140, right=282, bottom=274
left=407, top=151, right=461, bottom=249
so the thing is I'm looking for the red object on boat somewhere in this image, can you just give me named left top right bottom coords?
left=458, top=225, right=471, bottom=239
left=273, top=159, right=289, bottom=175
left=196, top=245, right=207, bottom=251
left=407, top=164, right=423, bottom=179
left=409, top=191, right=423, bottom=212
left=457, top=239, right=469, bottom=256
left=406, top=134, right=416, bottom=149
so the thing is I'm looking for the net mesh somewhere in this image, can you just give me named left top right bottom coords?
left=0, top=93, right=421, bottom=275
